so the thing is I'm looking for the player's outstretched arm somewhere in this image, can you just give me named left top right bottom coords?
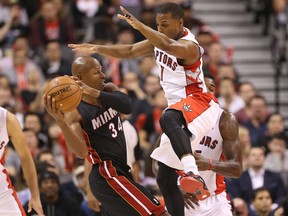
left=68, top=39, right=153, bottom=59
left=7, top=112, right=44, bottom=216
left=195, top=112, right=242, bottom=178
left=118, top=6, right=200, bottom=62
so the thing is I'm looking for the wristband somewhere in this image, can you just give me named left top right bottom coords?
left=208, top=159, right=213, bottom=170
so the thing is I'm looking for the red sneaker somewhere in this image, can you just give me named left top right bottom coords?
left=177, top=171, right=210, bottom=201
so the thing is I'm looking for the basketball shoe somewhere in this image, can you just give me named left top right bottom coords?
left=177, top=171, right=210, bottom=201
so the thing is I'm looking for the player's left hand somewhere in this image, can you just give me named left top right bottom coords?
left=118, top=6, right=142, bottom=30
left=194, top=151, right=210, bottom=171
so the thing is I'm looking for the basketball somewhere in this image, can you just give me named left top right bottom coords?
left=45, top=76, right=82, bottom=113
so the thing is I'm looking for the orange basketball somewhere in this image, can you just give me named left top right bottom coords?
left=45, top=76, right=82, bottom=113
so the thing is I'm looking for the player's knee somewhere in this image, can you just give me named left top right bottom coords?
left=160, top=109, right=183, bottom=132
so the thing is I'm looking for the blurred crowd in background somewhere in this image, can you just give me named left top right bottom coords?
left=0, top=0, right=288, bottom=215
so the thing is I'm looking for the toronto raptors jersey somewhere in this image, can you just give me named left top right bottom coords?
left=154, top=28, right=207, bottom=106
left=77, top=101, right=127, bottom=166
left=0, top=107, right=9, bottom=165
left=194, top=109, right=226, bottom=195
left=151, top=109, right=226, bottom=195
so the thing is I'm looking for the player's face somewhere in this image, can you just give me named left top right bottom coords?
left=204, top=77, right=216, bottom=95
left=84, top=60, right=105, bottom=90
left=156, top=13, right=183, bottom=39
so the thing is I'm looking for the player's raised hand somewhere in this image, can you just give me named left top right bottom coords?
left=68, top=43, right=97, bottom=54
left=118, top=6, right=142, bottom=30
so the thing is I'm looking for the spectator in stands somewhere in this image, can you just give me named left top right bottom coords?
left=181, top=2, right=205, bottom=35
left=39, top=40, right=72, bottom=79
left=274, top=196, right=288, bottom=216
left=5, top=127, right=40, bottom=182
left=243, top=95, right=269, bottom=146
left=24, top=170, right=83, bottom=216
left=29, top=0, right=74, bottom=50
left=19, top=67, right=43, bottom=112
left=259, top=113, right=288, bottom=153
left=249, top=187, right=273, bottom=216
left=232, top=198, right=249, bottom=216
left=36, top=150, right=61, bottom=176
left=217, top=63, right=239, bottom=84
left=217, top=77, right=245, bottom=113
left=264, top=134, right=288, bottom=190
left=235, top=82, right=257, bottom=125
left=23, top=111, right=49, bottom=148
left=117, top=27, right=140, bottom=77
left=130, top=75, right=162, bottom=149
left=0, top=36, right=44, bottom=90
left=226, top=146, right=287, bottom=210
left=0, top=0, right=29, bottom=52
left=203, top=41, right=225, bottom=77
left=239, top=126, right=251, bottom=171
left=122, top=71, right=146, bottom=111
left=138, top=55, right=158, bottom=85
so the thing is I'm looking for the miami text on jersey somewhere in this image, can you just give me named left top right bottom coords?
left=91, top=108, right=118, bottom=130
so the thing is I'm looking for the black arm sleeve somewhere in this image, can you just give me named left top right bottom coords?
left=99, top=91, right=132, bottom=114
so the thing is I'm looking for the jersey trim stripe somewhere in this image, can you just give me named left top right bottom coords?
left=2, top=169, right=26, bottom=216
left=82, top=130, right=102, bottom=164
left=99, top=161, right=165, bottom=216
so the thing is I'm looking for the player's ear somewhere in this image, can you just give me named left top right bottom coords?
left=77, top=74, right=83, bottom=80
left=179, top=18, right=183, bottom=26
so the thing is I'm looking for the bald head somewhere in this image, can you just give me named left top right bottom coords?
left=72, top=56, right=100, bottom=78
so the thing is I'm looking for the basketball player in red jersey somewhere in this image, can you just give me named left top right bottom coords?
left=0, top=107, right=43, bottom=216
left=69, top=3, right=221, bottom=200
left=151, top=74, right=243, bottom=216
left=44, top=56, right=170, bottom=216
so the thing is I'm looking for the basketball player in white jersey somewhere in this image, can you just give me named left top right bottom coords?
left=69, top=3, right=222, bottom=199
left=151, top=74, right=243, bottom=216
left=0, top=107, right=43, bottom=215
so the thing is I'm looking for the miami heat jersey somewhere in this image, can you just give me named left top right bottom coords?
left=77, top=101, right=127, bottom=166
left=0, top=107, right=9, bottom=165
left=151, top=109, right=225, bottom=195
left=154, top=28, right=207, bottom=106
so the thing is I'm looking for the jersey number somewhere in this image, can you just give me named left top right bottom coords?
left=160, top=65, right=164, bottom=81
left=108, top=117, right=123, bottom=138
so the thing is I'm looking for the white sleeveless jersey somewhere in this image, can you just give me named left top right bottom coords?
left=195, top=110, right=225, bottom=194
left=0, top=107, right=9, bottom=165
left=151, top=109, right=226, bottom=195
left=154, top=28, right=207, bottom=106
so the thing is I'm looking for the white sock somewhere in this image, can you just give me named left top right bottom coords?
left=181, top=155, right=199, bottom=175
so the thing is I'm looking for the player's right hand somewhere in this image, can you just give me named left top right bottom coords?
left=68, top=43, right=97, bottom=54
left=43, top=94, right=65, bottom=124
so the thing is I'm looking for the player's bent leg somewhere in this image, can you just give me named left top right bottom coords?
left=157, top=162, right=185, bottom=216
left=159, top=109, right=192, bottom=158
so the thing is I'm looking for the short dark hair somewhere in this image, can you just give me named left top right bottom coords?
left=252, top=187, right=271, bottom=201
left=204, top=73, right=215, bottom=82
left=248, top=95, right=267, bottom=107
left=158, top=2, right=184, bottom=19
